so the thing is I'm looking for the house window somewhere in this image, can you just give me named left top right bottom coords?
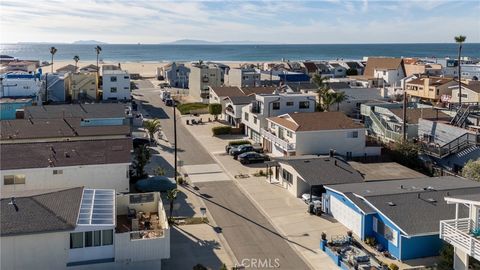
left=94, top=230, right=102, bottom=246
left=85, top=231, right=93, bottom=247
left=110, top=76, right=117, bottom=82
left=102, top=230, right=114, bottom=246
left=272, top=102, right=280, bottom=110
left=287, top=130, right=292, bottom=137
left=70, top=232, right=84, bottom=249
left=299, top=101, right=310, bottom=109
left=373, top=217, right=398, bottom=246
left=457, top=93, right=468, bottom=98
left=352, top=131, right=358, bottom=138
left=286, top=101, right=294, bottom=106
left=244, top=112, right=249, bottom=121
left=53, top=170, right=63, bottom=175
left=110, top=87, right=117, bottom=93
left=282, top=169, right=293, bottom=184
left=253, top=116, right=257, bottom=124
left=3, top=175, right=26, bottom=185
left=124, top=76, right=129, bottom=79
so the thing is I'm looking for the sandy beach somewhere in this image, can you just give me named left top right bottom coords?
left=45, top=60, right=259, bottom=77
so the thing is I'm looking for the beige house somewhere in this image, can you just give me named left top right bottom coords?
left=450, top=81, right=480, bottom=103
left=65, top=72, right=98, bottom=101
left=188, top=64, right=223, bottom=102
left=403, top=58, right=442, bottom=77
left=405, top=76, right=456, bottom=102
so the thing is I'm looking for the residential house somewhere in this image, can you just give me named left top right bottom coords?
left=316, top=62, right=334, bottom=78
left=0, top=54, right=16, bottom=64
left=157, top=62, right=190, bottom=88
left=439, top=193, right=480, bottom=270
left=354, top=57, right=406, bottom=88
left=65, top=72, right=98, bottom=101
left=42, top=73, right=66, bottom=102
left=262, top=111, right=381, bottom=158
left=242, top=92, right=316, bottom=142
left=56, top=64, right=78, bottom=75
left=259, top=70, right=310, bottom=85
left=341, top=61, right=364, bottom=76
left=403, top=58, right=442, bottom=77
left=461, top=64, right=480, bottom=80
left=329, top=63, right=347, bottom=77
left=225, top=67, right=261, bottom=87
left=0, top=138, right=132, bottom=193
left=188, top=63, right=223, bottom=102
left=101, top=64, right=121, bottom=74
left=0, top=97, right=34, bottom=120
left=1, top=188, right=170, bottom=269
left=224, top=95, right=255, bottom=126
left=451, top=81, right=480, bottom=103
left=0, top=72, right=41, bottom=98
left=102, top=70, right=131, bottom=101
left=302, top=62, right=319, bottom=77
left=405, top=76, right=456, bottom=102
left=329, top=86, right=390, bottom=118
left=79, top=64, right=99, bottom=73
left=323, top=176, right=480, bottom=260
left=6, top=60, right=38, bottom=73
left=361, top=103, right=449, bottom=142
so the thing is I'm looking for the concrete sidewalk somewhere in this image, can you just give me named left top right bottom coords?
left=182, top=117, right=344, bottom=270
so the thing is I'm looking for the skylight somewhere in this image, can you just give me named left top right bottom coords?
left=77, top=189, right=115, bottom=226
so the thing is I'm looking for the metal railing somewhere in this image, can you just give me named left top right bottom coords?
left=367, top=109, right=403, bottom=142
left=440, top=218, right=480, bottom=260
left=260, top=128, right=296, bottom=151
left=421, top=133, right=480, bottom=158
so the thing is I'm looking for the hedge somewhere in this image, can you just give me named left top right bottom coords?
left=212, top=126, right=232, bottom=135
left=228, top=140, right=251, bottom=146
left=176, top=103, right=209, bottom=115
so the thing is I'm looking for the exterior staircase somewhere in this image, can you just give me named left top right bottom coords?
left=421, top=133, right=480, bottom=159
left=450, top=104, right=480, bottom=128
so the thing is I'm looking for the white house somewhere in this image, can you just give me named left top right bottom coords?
left=0, top=139, right=132, bottom=193
left=102, top=70, right=131, bottom=101
left=262, top=111, right=381, bottom=158
left=0, top=73, right=41, bottom=98
left=358, top=57, right=406, bottom=88
left=440, top=193, right=480, bottom=270
left=1, top=188, right=170, bottom=270
left=242, top=92, right=316, bottom=143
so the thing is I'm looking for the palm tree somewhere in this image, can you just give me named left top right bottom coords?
left=333, top=92, right=347, bottom=111
left=143, top=119, right=161, bottom=142
left=322, top=91, right=336, bottom=111
left=167, top=189, right=179, bottom=219
left=49, top=46, right=57, bottom=73
left=95, top=45, right=102, bottom=72
left=73, top=55, right=80, bottom=72
left=312, top=74, right=330, bottom=111
left=455, top=35, right=466, bottom=106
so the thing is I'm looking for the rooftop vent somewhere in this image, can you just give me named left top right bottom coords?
left=427, top=198, right=437, bottom=203
left=303, top=160, right=310, bottom=163
left=64, top=152, right=70, bottom=158
left=388, top=202, right=396, bottom=206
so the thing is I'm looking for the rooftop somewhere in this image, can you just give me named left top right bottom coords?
left=364, top=57, right=404, bottom=77
left=407, top=77, right=454, bottom=86
left=389, top=108, right=450, bottom=124
left=268, top=112, right=364, bottom=132
left=1, top=187, right=83, bottom=236
left=210, top=86, right=244, bottom=97
left=0, top=138, right=132, bottom=170
left=226, top=95, right=255, bottom=105
left=349, top=162, right=425, bottom=181
left=24, top=103, right=127, bottom=119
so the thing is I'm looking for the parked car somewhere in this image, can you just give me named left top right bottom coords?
left=230, top=144, right=263, bottom=159
left=238, top=152, right=270, bottom=164
left=165, top=98, right=175, bottom=107
left=301, top=193, right=322, bottom=204
left=160, top=90, right=171, bottom=101
left=225, top=141, right=251, bottom=154
left=135, top=176, right=177, bottom=192
left=133, top=137, right=150, bottom=148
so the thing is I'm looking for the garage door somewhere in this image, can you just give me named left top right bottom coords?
left=330, top=196, right=362, bottom=238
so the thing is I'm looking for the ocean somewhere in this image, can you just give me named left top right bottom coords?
left=1, top=43, right=479, bottom=62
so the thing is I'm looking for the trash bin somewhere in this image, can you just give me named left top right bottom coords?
left=308, top=202, right=314, bottom=214
left=186, top=120, right=190, bottom=125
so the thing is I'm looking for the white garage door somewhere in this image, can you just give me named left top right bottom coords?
left=330, top=196, right=362, bottom=238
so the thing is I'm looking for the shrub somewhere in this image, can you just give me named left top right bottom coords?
left=176, top=103, right=208, bottom=115
left=208, top=103, right=222, bottom=120
left=212, top=126, right=232, bottom=135
left=388, top=263, right=399, bottom=270
left=177, top=176, right=185, bottom=185
left=462, top=158, right=480, bottom=181
left=228, top=140, right=251, bottom=146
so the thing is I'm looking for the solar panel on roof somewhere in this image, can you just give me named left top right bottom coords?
left=77, top=189, right=115, bottom=226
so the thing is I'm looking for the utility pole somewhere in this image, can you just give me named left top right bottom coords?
left=403, top=85, right=407, bottom=142
left=45, top=73, right=48, bottom=104
left=173, top=98, right=178, bottom=183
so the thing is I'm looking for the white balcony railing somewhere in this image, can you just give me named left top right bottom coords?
left=439, top=218, right=480, bottom=261
left=260, top=128, right=296, bottom=151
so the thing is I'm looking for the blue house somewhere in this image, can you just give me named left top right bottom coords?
left=323, top=176, right=480, bottom=261
left=0, top=97, right=33, bottom=120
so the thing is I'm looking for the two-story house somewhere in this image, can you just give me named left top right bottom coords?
left=405, top=76, right=456, bottom=103
left=157, top=62, right=190, bottom=88
left=65, top=72, right=98, bottom=102
left=355, top=57, right=406, bottom=88
left=0, top=72, right=42, bottom=98
left=102, top=70, right=131, bottom=101
left=188, top=63, right=223, bottom=102
left=1, top=188, right=170, bottom=269
left=241, top=92, right=316, bottom=142
left=262, top=111, right=380, bottom=158
left=225, top=67, right=261, bottom=87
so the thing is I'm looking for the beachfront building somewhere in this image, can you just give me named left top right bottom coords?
left=242, top=92, right=316, bottom=142
left=6, top=60, right=38, bottom=73
left=65, top=72, right=98, bottom=102
left=323, top=176, right=480, bottom=261
left=0, top=72, right=41, bottom=98
left=461, top=64, right=480, bottom=80
left=189, top=63, right=223, bottom=102
left=440, top=193, right=480, bottom=270
left=405, top=76, right=456, bottom=103
left=1, top=188, right=170, bottom=269
left=225, top=67, right=261, bottom=87
left=262, top=111, right=380, bottom=158
left=353, top=57, right=406, bottom=88
left=0, top=138, right=132, bottom=193
left=56, top=64, right=78, bottom=75
left=450, top=81, right=480, bottom=103
left=42, top=73, right=67, bottom=102
left=102, top=70, right=131, bottom=101
left=157, top=62, right=190, bottom=88
left=328, top=63, right=348, bottom=77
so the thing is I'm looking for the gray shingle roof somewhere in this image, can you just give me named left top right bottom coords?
left=1, top=187, right=83, bottom=236
left=24, top=104, right=127, bottom=119
left=226, top=95, right=255, bottom=105
left=277, top=156, right=364, bottom=186
left=328, top=82, right=351, bottom=90
left=0, top=138, right=132, bottom=170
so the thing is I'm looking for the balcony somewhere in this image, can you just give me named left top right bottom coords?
left=439, top=218, right=480, bottom=260
left=250, top=105, right=261, bottom=114
left=261, top=128, right=296, bottom=151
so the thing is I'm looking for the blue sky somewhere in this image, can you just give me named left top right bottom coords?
left=1, top=0, right=479, bottom=44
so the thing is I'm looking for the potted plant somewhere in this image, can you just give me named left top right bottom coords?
left=347, top=230, right=353, bottom=237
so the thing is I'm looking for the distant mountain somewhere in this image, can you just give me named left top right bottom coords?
left=72, top=40, right=108, bottom=45
left=164, top=39, right=270, bottom=45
